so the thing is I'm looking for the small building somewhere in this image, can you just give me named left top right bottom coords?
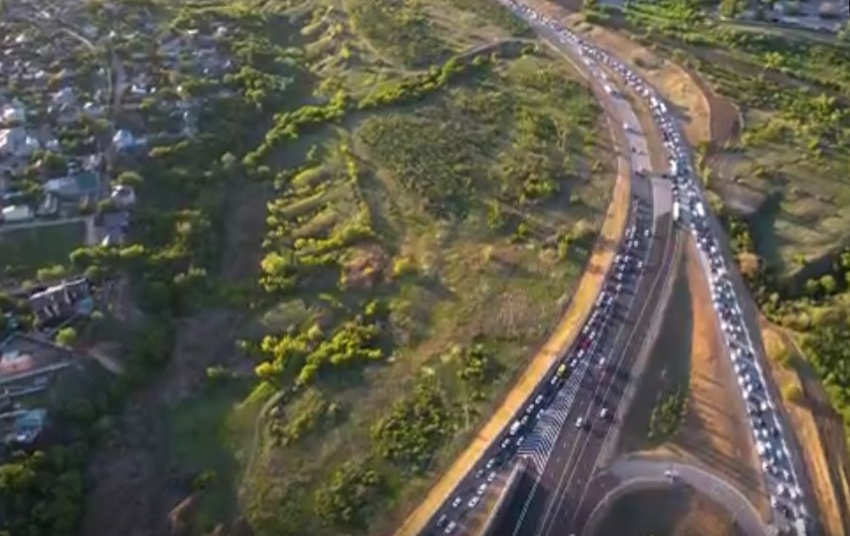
left=1, top=204, right=33, bottom=223
left=1, top=100, right=25, bottom=124
left=99, top=209, right=130, bottom=246
left=112, top=129, right=147, bottom=151
left=44, top=170, right=101, bottom=201
left=52, top=87, right=75, bottom=106
left=0, top=334, right=74, bottom=398
left=0, top=128, right=39, bottom=156
left=28, top=277, right=93, bottom=326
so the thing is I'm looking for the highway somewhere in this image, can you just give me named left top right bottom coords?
left=494, top=204, right=676, bottom=536
left=420, top=2, right=813, bottom=536
left=420, top=4, right=680, bottom=535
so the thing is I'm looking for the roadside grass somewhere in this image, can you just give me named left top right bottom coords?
left=0, top=220, right=86, bottom=276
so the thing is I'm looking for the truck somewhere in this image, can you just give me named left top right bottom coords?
left=669, top=159, right=679, bottom=177
left=672, top=201, right=680, bottom=223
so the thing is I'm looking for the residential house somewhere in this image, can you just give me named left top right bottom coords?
left=1, top=100, right=25, bottom=124
left=112, top=129, right=147, bottom=151
left=110, top=184, right=136, bottom=207
left=0, top=333, right=74, bottom=398
left=28, top=277, right=93, bottom=326
left=44, top=170, right=101, bottom=201
left=99, top=209, right=130, bottom=246
left=0, top=127, right=39, bottom=157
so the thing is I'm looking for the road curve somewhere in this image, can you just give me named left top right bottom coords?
left=582, top=456, right=769, bottom=536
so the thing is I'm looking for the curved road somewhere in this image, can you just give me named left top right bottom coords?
left=583, top=457, right=769, bottom=536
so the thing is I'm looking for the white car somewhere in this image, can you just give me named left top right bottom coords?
left=468, top=496, right=481, bottom=509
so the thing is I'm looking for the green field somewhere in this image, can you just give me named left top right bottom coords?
left=0, top=220, right=86, bottom=276
left=159, top=0, right=615, bottom=534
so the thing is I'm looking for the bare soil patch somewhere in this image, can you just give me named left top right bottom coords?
left=589, top=486, right=745, bottom=536
left=679, top=63, right=740, bottom=148
left=761, top=321, right=850, bottom=536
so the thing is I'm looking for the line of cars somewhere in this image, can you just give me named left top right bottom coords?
left=493, top=0, right=808, bottom=529
left=429, top=207, right=651, bottom=535
left=571, top=26, right=810, bottom=529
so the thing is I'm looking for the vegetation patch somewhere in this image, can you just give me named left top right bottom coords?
left=0, top=220, right=87, bottom=278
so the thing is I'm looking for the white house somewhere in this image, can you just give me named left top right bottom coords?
left=110, top=184, right=136, bottom=207
left=112, top=129, right=147, bottom=151
left=1, top=101, right=25, bottom=124
left=0, top=128, right=39, bottom=156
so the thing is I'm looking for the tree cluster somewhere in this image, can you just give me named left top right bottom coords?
left=371, top=377, right=455, bottom=472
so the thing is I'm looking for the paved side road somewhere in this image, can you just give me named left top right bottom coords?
left=590, top=456, right=771, bottom=536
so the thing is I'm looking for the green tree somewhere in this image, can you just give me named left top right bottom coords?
left=820, top=274, right=837, bottom=295
left=115, top=170, right=144, bottom=187
left=719, top=0, right=743, bottom=18
left=55, top=327, right=77, bottom=347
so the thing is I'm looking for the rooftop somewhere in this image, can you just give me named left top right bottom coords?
left=0, top=333, right=73, bottom=383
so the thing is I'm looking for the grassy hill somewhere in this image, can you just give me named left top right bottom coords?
left=158, top=0, right=615, bottom=535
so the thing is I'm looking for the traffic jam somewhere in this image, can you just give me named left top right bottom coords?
left=431, top=0, right=806, bottom=533
left=431, top=208, right=652, bottom=535
left=568, top=16, right=809, bottom=528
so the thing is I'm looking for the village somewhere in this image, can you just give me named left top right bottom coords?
left=0, top=0, right=236, bottom=457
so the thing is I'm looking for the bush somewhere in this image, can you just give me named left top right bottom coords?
left=648, top=387, right=686, bottom=440
left=313, top=460, right=385, bottom=527
left=371, top=377, right=455, bottom=472
left=55, top=327, right=78, bottom=347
